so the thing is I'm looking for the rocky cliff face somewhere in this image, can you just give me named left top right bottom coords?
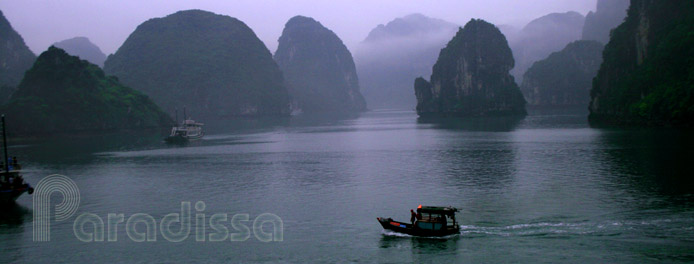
left=0, top=85, right=15, bottom=104
left=589, top=0, right=694, bottom=126
left=274, top=16, right=365, bottom=113
left=521, top=40, right=604, bottom=106
left=355, top=14, right=458, bottom=109
left=415, top=19, right=526, bottom=117
left=510, top=12, right=585, bottom=82
left=582, top=0, right=630, bottom=44
left=0, top=10, right=36, bottom=90
left=104, top=10, right=289, bottom=117
left=2, top=47, right=172, bottom=135
left=53, top=37, right=107, bottom=67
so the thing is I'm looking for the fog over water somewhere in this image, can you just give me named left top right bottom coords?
left=1, top=0, right=596, bottom=55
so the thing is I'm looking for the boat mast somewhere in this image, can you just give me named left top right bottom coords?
left=183, top=107, right=187, bottom=122
left=2, top=115, right=9, bottom=175
left=175, top=108, right=178, bottom=125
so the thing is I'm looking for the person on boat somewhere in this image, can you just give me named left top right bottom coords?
left=410, top=209, right=417, bottom=225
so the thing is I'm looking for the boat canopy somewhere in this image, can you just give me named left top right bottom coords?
left=182, top=120, right=204, bottom=126
left=416, top=206, right=458, bottom=215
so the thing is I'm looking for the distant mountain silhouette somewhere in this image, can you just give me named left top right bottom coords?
left=53, top=37, right=107, bottom=67
left=104, top=10, right=290, bottom=117
left=582, top=0, right=629, bottom=44
left=521, top=40, right=604, bottom=106
left=509, top=12, right=585, bottom=83
left=355, top=13, right=459, bottom=109
left=274, top=16, right=366, bottom=113
left=363, top=13, right=458, bottom=43
left=0, top=9, right=36, bottom=102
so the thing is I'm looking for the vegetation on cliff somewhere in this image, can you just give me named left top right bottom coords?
left=1, top=47, right=172, bottom=135
left=589, top=0, right=694, bottom=126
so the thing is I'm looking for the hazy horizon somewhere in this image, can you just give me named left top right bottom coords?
left=0, top=0, right=596, bottom=56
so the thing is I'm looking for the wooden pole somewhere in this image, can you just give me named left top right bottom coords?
left=2, top=115, right=9, bottom=182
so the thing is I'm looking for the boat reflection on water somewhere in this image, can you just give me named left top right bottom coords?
left=0, top=203, right=30, bottom=227
left=0, top=203, right=30, bottom=264
left=378, top=229, right=460, bottom=262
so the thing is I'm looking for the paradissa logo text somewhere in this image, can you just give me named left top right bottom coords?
left=33, top=175, right=283, bottom=243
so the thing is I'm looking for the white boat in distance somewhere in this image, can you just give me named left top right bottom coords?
left=165, top=108, right=204, bottom=143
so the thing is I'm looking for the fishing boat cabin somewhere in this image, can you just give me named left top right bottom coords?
left=377, top=205, right=460, bottom=237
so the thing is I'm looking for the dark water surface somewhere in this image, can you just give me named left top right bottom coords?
left=1, top=108, right=693, bottom=263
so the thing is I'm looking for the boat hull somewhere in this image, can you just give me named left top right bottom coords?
left=377, top=217, right=459, bottom=237
left=164, top=132, right=204, bottom=143
left=185, top=132, right=204, bottom=140
left=0, top=188, right=29, bottom=204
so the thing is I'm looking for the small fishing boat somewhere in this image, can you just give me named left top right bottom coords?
left=0, top=115, right=33, bottom=204
left=165, top=108, right=204, bottom=143
left=0, top=162, right=34, bottom=204
left=377, top=205, right=459, bottom=237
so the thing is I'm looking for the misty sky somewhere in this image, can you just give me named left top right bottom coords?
left=1, top=0, right=596, bottom=56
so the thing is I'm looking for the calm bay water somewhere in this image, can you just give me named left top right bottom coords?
left=1, top=108, right=693, bottom=263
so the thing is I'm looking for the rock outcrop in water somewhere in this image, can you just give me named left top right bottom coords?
left=274, top=16, right=365, bottom=113
left=1, top=47, right=172, bottom=135
left=521, top=40, right=604, bottom=106
left=104, top=10, right=290, bottom=117
left=355, top=13, right=459, bottom=109
left=589, top=0, right=694, bottom=126
left=414, top=19, right=526, bottom=117
left=53, top=37, right=107, bottom=67
left=582, top=0, right=630, bottom=44
left=0, top=9, right=36, bottom=98
left=509, top=12, right=585, bottom=82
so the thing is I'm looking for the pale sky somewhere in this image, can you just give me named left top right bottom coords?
left=0, top=0, right=597, bottom=56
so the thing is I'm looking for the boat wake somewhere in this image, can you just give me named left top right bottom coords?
left=381, top=230, right=459, bottom=240
left=457, top=217, right=694, bottom=238
left=459, top=222, right=604, bottom=237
